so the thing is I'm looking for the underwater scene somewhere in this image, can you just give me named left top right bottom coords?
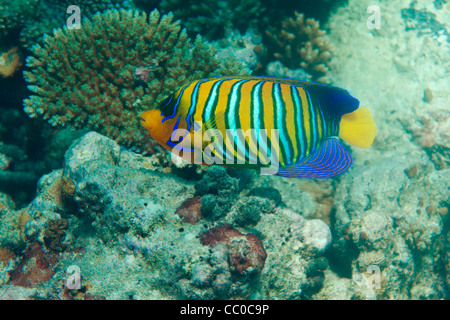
left=0, top=0, right=448, bottom=301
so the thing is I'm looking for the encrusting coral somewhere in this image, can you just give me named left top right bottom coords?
left=23, top=9, right=248, bottom=152
left=266, top=12, right=332, bottom=83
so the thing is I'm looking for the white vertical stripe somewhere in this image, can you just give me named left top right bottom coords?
left=291, top=86, right=305, bottom=162
left=274, top=83, right=292, bottom=165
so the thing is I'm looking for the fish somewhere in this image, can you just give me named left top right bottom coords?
left=140, top=75, right=376, bottom=178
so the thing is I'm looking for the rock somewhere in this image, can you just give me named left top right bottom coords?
left=199, top=224, right=267, bottom=276
left=299, top=219, right=332, bottom=256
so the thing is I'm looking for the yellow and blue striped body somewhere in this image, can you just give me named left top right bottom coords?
left=158, top=76, right=339, bottom=166
left=141, top=75, right=375, bottom=178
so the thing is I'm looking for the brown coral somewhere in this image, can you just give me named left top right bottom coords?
left=8, top=241, right=59, bottom=287
left=175, top=196, right=202, bottom=224
left=266, top=12, right=332, bottom=83
left=0, top=247, right=16, bottom=264
left=199, top=224, right=267, bottom=276
left=43, top=219, right=69, bottom=252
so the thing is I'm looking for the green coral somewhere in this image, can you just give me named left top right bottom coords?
left=0, top=0, right=38, bottom=42
left=136, top=0, right=279, bottom=40
left=23, top=9, right=248, bottom=151
left=0, top=0, right=131, bottom=47
left=19, top=0, right=132, bottom=48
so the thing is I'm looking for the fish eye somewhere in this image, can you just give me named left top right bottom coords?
left=158, top=94, right=176, bottom=118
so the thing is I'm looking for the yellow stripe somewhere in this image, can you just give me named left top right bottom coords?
left=215, top=79, right=244, bottom=163
left=178, top=80, right=197, bottom=114
left=261, top=81, right=284, bottom=165
left=280, top=83, right=298, bottom=162
left=261, top=82, right=274, bottom=132
left=297, top=87, right=311, bottom=154
left=237, top=80, right=256, bottom=131
left=193, top=79, right=216, bottom=122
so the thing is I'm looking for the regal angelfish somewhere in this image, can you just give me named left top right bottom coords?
left=140, top=76, right=377, bottom=178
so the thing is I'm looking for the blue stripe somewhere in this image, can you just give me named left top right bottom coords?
left=162, top=83, right=190, bottom=123
left=186, top=80, right=206, bottom=132
left=160, top=94, right=173, bottom=118
left=168, top=115, right=194, bottom=152
left=167, top=140, right=194, bottom=152
left=276, top=138, right=352, bottom=178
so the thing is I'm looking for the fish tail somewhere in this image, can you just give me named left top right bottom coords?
left=338, top=107, right=376, bottom=149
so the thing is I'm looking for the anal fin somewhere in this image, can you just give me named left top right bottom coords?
left=276, top=137, right=353, bottom=179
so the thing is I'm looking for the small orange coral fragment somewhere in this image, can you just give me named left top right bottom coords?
left=0, top=47, right=23, bottom=78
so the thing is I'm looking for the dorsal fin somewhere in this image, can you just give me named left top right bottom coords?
left=305, top=86, right=359, bottom=116
left=201, top=75, right=359, bottom=116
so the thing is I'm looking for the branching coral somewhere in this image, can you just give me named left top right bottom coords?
left=19, top=0, right=132, bottom=48
left=142, top=0, right=276, bottom=40
left=23, top=9, right=248, bottom=152
left=266, top=12, right=332, bottom=83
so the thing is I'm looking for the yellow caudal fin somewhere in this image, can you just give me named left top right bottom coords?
left=338, top=107, right=376, bottom=149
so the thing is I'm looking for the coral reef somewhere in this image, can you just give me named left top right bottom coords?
left=23, top=9, right=248, bottom=152
left=265, top=60, right=312, bottom=81
left=0, top=131, right=338, bottom=299
left=401, top=4, right=449, bottom=39
left=1, top=0, right=449, bottom=301
left=225, top=196, right=273, bottom=227
left=0, top=100, right=85, bottom=207
left=0, top=0, right=37, bottom=41
left=265, top=12, right=332, bottom=83
left=214, top=28, right=264, bottom=72
left=20, top=0, right=132, bottom=48
left=140, top=0, right=276, bottom=40
left=330, top=158, right=449, bottom=299
left=246, top=187, right=282, bottom=207
left=2, top=127, right=447, bottom=299
left=194, top=166, right=240, bottom=220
